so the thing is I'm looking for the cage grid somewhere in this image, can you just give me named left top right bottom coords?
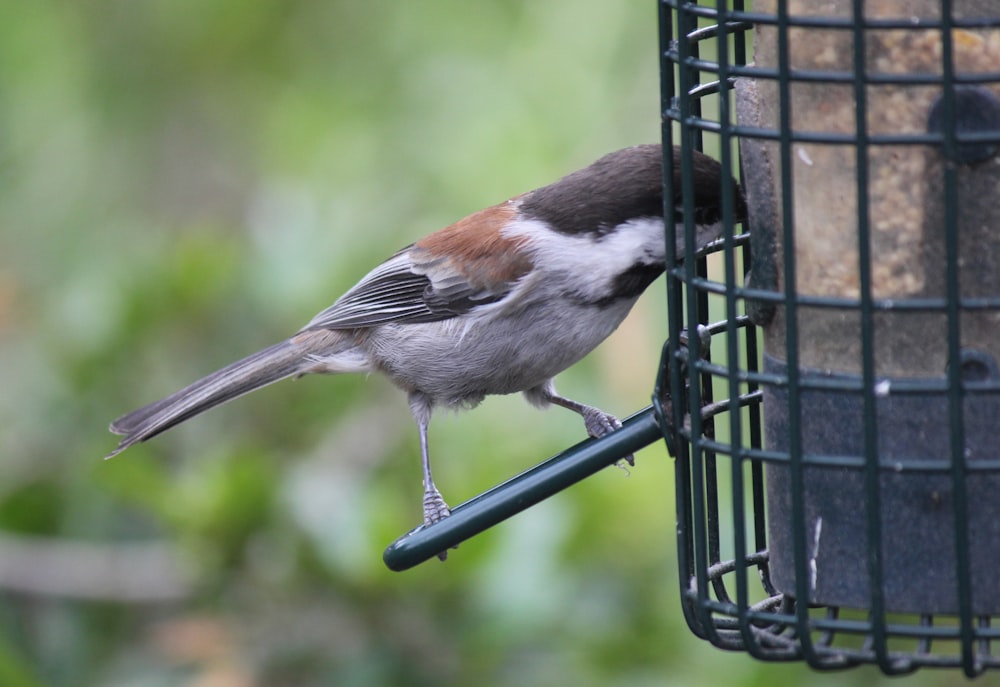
left=660, top=0, right=1000, bottom=677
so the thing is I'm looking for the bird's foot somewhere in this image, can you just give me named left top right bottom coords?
left=581, top=406, right=635, bottom=467
left=423, top=487, right=452, bottom=526
left=423, top=486, right=454, bottom=561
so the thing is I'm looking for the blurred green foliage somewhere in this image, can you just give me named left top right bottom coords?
left=0, top=1, right=965, bottom=686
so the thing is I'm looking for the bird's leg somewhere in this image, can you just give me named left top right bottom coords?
left=409, top=393, right=453, bottom=561
left=532, top=384, right=634, bottom=467
left=417, top=417, right=454, bottom=562
left=417, top=416, right=451, bottom=526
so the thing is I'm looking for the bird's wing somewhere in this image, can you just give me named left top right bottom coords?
left=304, top=202, right=535, bottom=331
left=302, top=243, right=530, bottom=330
left=302, top=250, right=436, bottom=329
left=302, top=249, right=518, bottom=330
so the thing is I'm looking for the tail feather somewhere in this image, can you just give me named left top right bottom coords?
left=107, top=339, right=307, bottom=458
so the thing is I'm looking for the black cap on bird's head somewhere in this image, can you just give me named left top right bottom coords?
left=519, top=143, right=745, bottom=236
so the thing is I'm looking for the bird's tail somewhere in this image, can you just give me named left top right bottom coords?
left=107, top=330, right=362, bottom=458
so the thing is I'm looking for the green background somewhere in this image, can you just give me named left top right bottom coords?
left=0, top=1, right=971, bottom=685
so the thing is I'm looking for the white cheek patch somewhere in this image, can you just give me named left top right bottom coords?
left=502, top=216, right=668, bottom=301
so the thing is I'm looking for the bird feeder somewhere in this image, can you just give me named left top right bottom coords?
left=662, top=0, right=1000, bottom=675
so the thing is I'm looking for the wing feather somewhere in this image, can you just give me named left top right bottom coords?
left=302, top=247, right=517, bottom=331
left=303, top=202, right=534, bottom=331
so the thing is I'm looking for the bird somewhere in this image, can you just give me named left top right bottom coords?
left=108, top=143, right=745, bottom=533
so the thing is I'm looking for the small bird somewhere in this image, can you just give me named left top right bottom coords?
left=108, top=144, right=745, bottom=531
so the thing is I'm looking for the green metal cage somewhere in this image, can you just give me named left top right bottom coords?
left=662, top=0, right=1000, bottom=677
left=384, top=0, right=1000, bottom=677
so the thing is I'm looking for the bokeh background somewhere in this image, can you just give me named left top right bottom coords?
left=0, top=1, right=971, bottom=685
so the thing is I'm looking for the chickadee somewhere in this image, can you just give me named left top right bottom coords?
left=108, top=143, right=745, bottom=531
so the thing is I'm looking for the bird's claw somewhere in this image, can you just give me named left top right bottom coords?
left=422, top=486, right=454, bottom=561
left=422, top=487, right=452, bottom=526
left=581, top=407, right=635, bottom=467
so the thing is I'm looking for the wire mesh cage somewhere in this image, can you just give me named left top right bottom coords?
left=660, top=0, right=1000, bottom=676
